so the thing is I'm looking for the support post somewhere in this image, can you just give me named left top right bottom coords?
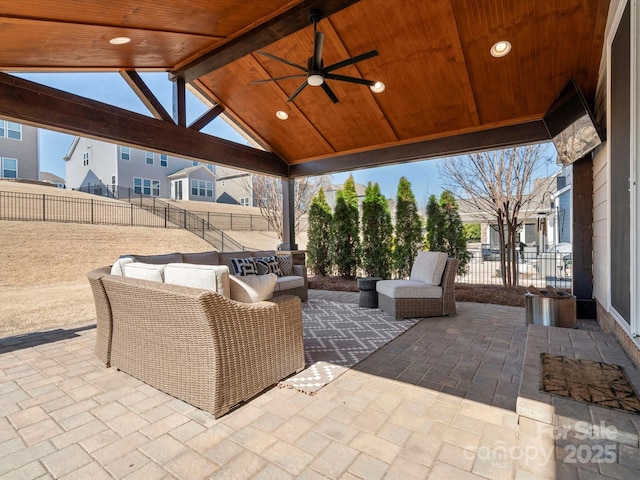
left=572, top=155, right=596, bottom=318
left=172, top=76, right=187, bottom=127
left=280, top=178, right=297, bottom=250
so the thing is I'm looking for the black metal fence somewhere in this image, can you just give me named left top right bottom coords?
left=455, top=250, right=573, bottom=289
left=77, top=185, right=270, bottom=231
left=0, top=190, right=246, bottom=252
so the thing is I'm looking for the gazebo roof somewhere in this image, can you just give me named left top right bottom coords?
left=0, top=0, right=611, bottom=177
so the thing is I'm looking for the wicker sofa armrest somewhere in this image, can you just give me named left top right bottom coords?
left=100, top=275, right=304, bottom=418
left=87, top=266, right=114, bottom=366
left=440, top=258, right=459, bottom=316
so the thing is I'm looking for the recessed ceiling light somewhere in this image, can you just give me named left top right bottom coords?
left=109, top=37, right=131, bottom=45
left=370, top=81, right=385, bottom=93
left=276, top=111, right=289, bottom=120
left=490, top=40, right=512, bottom=57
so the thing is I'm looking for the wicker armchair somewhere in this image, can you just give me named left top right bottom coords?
left=87, top=268, right=304, bottom=418
left=376, top=253, right=459, bottom=320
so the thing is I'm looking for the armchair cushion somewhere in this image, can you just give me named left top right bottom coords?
left=164, top=263, right=230, bottom=298
left=111, top=256, right=135, bottom=276
left=181, top=251, right=220, bottom=265
left=123, top=262, right=166, bottom=282
left=376, top=280, right=443, bottom=299
left=229, top=273, right=277, bottom=303
left=274, top=276, right=305, bottom=292
left=254, top=255, right=282, bottom=276
left=410, top=251, right=448, bottom=285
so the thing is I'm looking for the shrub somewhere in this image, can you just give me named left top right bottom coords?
left=361, top=182, right=392, bottom=278
left=307, top=188, right=333, bottom=275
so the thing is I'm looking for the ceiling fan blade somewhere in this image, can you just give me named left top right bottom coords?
left=287, top=80, right=309, bottom=102
left=251, top=74, right=307, bottom=84
left=312, top=31, right=324, bottom=70
left=324, top=50, right=379, bottom=73
left=324, top=73, right=376, bottom=86
left=255, top=50, right=307, bottom=72
left=321, top=82, right=339, bottom=103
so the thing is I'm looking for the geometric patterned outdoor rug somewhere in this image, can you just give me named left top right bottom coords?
left=540, top=353, right=640, bottom=414
left=279, top=299, right=420, bottom=394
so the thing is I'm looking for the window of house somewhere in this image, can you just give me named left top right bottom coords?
left=121, top=146, right=130, bottom=161
left=133, top=177, right=160, bottom=196
left=199, top=180, right=206, bottom=197
left=206, top=164, right=214, bottom=173
left=192, top=161, right=199, bottom=167
left=1, top=158, right=17, bottom=178
left=191, top=179, right=198, bottom=196
left=83, top=152, right=90, bottom=166
left=160, top=154, right=168, bottom=167
left=206, top=181, right=213, bottom=197
left=240, top=197, right=250, bottom=206
left=145, top=151, right=154, bottom=165
left=6, top=122, right=21, bottom=140
left=0, top=120, right=21, bottom=140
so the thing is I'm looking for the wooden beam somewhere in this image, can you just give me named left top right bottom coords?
left=171, top=0, right=362, bottom=83
left=119, top=71, right=174, bottom=123
left=288, top=121, right=551, bottom=177
left=172, top=77, right=187, bottom=127
left=189, top=104, right=225, bottom=131
left=0, top=73, right=287, bottom=176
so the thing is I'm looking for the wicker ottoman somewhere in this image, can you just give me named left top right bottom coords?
left=357, top=277, right=382, bottom=308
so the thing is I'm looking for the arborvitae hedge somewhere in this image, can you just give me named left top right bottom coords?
left=361, top=182, right=392, bottom=278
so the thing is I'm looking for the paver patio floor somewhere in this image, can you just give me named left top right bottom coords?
left=1, top=292, right=639, bottom=479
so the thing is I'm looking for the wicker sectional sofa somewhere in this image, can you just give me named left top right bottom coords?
left=111, top=250, right=308, bottom=302
left=87, top=267, right=305, bottom=418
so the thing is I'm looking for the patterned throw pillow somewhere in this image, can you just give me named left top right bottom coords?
left=254, top=256, right=282, bottom=276
left=230, top=257, right=257, bottom=276
left=276, top=254, right=293, bottom=276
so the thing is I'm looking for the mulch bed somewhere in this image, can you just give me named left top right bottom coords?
left=308, top=275, right=532, bottom=307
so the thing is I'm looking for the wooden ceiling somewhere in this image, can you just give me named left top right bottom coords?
left=0, top=0, right=611, bottom=177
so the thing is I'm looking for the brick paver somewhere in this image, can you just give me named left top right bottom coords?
left=1, top=293, right=640, bottom=479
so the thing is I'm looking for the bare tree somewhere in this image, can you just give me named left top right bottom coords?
left=242, top=174, right=331, bottom=242
left=440, top=145, right=552, bottom=287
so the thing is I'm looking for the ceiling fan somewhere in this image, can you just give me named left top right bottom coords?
left=251, top=11, right=380, bottom=103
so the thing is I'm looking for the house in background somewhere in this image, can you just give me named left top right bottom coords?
left=0, top=119, right=38, bottom=181
left=64, top=136, right=258, bottom=205
left=39, top=171, right=65, bottom=188
left=457, top=170, right=570, bottom=253
left=215, top=165, right=253, bottom=206
left=64, top=136, right=218, bottom=202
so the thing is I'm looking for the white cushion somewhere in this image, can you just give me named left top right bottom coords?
left=111, top=257, right=135, bottom=276
left=376, top=280, right=443, bottom=299
left=410, top=251, right=448, bottom=285
left=229, top=274, right=277, bottom=303
left=164, top=263, right=230, bottom=298
left=123, top=262, right=165, bottom=282
left=274, top=275, right=305, bottom=292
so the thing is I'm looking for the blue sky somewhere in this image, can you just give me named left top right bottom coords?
left=17, top=72, right=555, bottom=203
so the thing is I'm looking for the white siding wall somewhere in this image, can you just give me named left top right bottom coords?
left=593, top=145, right=608, bottom=304
left=0, top=122, right=38, bottom=181
left=65, top=137, right=117, bottom=190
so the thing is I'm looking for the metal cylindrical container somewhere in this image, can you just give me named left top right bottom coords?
left=525, top=292, right=577, bottom=328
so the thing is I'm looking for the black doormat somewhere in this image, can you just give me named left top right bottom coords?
left=540, top=353, right=640, bottom=414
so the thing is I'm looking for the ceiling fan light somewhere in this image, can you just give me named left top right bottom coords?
left=307, top=74, right=324, bottom=86
left=370, top=81, right=386, bottom=93
left=490, top=40, right=511, bottom=57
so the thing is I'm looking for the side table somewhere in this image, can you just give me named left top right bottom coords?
left=357, top=277, right=382, bottom=308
